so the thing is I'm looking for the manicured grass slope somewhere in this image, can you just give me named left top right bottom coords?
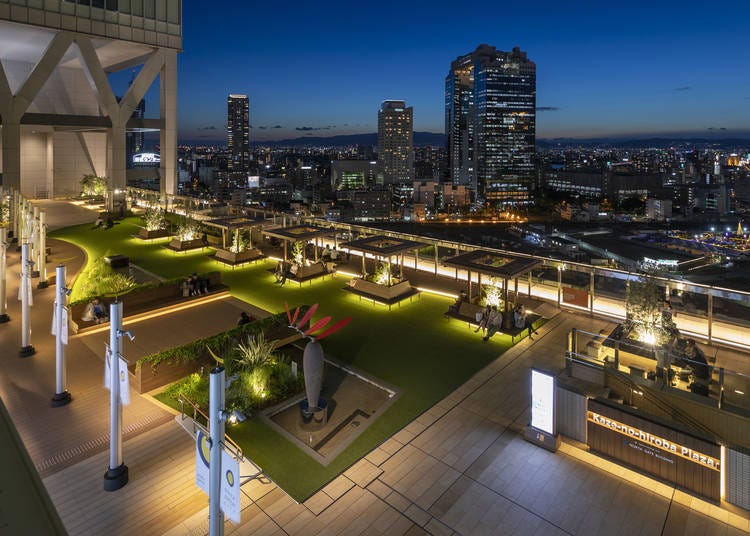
left=52, top=218, right=513, bottom=499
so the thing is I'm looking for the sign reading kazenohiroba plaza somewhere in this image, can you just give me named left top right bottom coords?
left=587, top=399, right=721, bottom=501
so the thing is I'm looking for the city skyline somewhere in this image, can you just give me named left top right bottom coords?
left=108, top=0, right=750, bottom=143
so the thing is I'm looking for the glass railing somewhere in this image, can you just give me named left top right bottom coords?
left=567, top=327, right=750, bottom=415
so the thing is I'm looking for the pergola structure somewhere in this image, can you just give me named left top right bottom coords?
left=340, top=235, right=426, bottom=285
left=203, top=215, right=266, bottom=249
left=443, top=249, right=541, bottom=322
left=264, top=224, right=332, bottom=264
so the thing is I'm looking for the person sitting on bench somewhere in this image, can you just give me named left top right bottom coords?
left=448, top=290, right=467, bottom=315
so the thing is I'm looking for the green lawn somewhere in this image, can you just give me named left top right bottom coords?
left=51, top=218, right=515, bottom=500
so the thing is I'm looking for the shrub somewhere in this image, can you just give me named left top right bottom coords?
left=229, top=229, right=249, bottom=253
left=177, top=218, right=202, bottom=241
left=75, top=255, right=136, bottom=301
left=143, top=207, right=167, bottom=231
left=80, top=174, right=108, bottom=197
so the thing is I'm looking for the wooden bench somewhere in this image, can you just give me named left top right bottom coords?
left=210, top=248, right=265, bottom=267
left=445, top=301, right=486, bottom=327
left=69, top=271, right=227, bottom=334
left=343, top=279, right=419, bottom=310
left=500, top=313, right=542, bottom=343
left=165, top=238, right=207, bottom=252
left=286, top=262, right=333, bottom=286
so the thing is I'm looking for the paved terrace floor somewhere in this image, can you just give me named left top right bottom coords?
left=0, top=201, right=748, bottom=535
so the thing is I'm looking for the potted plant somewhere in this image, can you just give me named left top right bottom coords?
left=138, top=207, right=170, bottom=239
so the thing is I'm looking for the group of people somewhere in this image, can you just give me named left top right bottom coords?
left=321, top=245, right=340, bottom=262
left=93, top=215, right=114, bottom=230
left=81, top=297, right=108, bottom=323
left=472, top=302, right=538, bottom=342
left=181, top=273, right=209, bottom=297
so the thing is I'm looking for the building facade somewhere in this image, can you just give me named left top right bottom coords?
left=446, top=44, right=535, bottom=206
left=0, top=0, right=181, bottom=198
left=227, top=94, right=249, bottom=174
left=377, top=100, right=413, bottom=185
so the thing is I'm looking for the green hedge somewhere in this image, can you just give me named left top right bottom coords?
left=136, top=311, right=294, bottom=372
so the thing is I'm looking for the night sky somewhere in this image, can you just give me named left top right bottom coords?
left=111, top=0, right=750, bottom=143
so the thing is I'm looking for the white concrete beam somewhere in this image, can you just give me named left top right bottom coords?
left=119, top=49, right=163, bottom=125
left=12, top=32, right=75, bottom=121
left=74, top=36, right=119, bottom=120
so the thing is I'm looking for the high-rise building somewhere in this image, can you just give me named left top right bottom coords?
left=446, top=44, right=536, bottom=205
left=377, top=100, right=413, bottom=185
left=126, top=98, right=146, bottom=168
left=227, top=94, right=250, bottom=173
left=0, top=0, right=181, bottom=198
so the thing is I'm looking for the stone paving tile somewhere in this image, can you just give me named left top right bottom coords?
left=404, top=503, right=431, bottom=527
left=365, top=446, right=392, bottom=467
left=322, top=474, right=355, bottom=501
left=344, top=458, right=383, bottom=488
left=365, top=478, right=392, bottom=500
left=384, top=489, right=413, bottom=512
left=423, top=517, right=454, bottom=536
left=304, top=490, right=334, bottom=515
left=379, top=437, right=404, bottom=455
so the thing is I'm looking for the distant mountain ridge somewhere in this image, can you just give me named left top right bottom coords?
left=536, top=137, right=750, bottom=149
left=251, top=131, right=446, bottom=147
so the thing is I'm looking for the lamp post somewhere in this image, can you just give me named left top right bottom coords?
left=103, top=301, right=130, bottom=491
left=0, top=228, right=9, bottom=323
left=208, top=366, right=226, bottom=536
left=19, top=243, right=35, bottom=357
left=51, top=264, right=71, bottom=406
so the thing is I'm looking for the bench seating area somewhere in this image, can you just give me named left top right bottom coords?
left=287, top=262, right=333, bottom=286
left=210, top=248, right=265, bottom=267
left=445, top=301, right=542, bottom=343
left=343, top=279, right=419, bottom=309
left=165, top=238, right=207, bottom=252
left=69, top=271, right=227, bottom=334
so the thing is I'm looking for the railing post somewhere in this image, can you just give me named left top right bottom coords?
left=718, top=367, right=724, bottom=409
left=707, top=293, right=713, bottom=344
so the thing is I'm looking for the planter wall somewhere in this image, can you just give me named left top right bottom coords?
left=138, top=228, right=170, bottom=240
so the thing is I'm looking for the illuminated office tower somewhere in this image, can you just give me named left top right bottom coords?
left=446, top=44, right=535, bottom=205
left=227, top=94, right=250, bottom=173
left=0, top=0, right=181, bottom=198
left=377, top=100, right=413, bottom=185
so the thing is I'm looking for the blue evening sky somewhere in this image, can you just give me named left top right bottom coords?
left=117, top=0, right=750, bottom=143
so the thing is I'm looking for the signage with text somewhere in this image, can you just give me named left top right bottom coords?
left=586, top=400, right=721, bottom=501
left=531, top=369, right=555, bottom=435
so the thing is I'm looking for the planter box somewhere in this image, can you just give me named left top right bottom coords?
left=350, top=279, right=413, bottom=300
left=212, top=247, right=265, bottom=265
left=132, top=354, right=212, bottom=394
left=167, top=238, right=206, bottom=251
left=138, top=228, right=170, bottom=240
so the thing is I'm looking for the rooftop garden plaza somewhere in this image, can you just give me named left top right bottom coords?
left=50, top=216, right=521, bottom=500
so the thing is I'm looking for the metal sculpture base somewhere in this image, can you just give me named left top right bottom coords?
left=37, top=281, right=49, bottom=289
left=103, top=463, right=129, bottom=491
left=51, top=391, right=72, bottom=407
left=299, top=398, right=328, bottom=431
left=0, top=314, right=9, bottom=323
left=19, top=345, right=35, bottom=357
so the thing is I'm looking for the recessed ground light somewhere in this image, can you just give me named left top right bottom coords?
left=734, top=390, right=744, bottom=395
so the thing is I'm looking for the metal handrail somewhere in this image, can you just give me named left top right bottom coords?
left=177, top=393, right=244, bottom=457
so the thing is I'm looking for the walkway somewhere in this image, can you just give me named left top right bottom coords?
left=0, top=201, right=747, bottom=535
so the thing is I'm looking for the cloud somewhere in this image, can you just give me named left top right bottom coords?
left=536, top=106, right=560, bottom=112
left=198, top=126, right=217, bottom=130
left=272, top=125, right=283, bottom=129
left=673, top=86, right=691, bottom=91
left=258, top=126, right=267, bottom=130
left=296, top=126, right=333, bottom=131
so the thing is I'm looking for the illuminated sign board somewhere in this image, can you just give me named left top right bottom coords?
left=531, top=369, right=555, bottom=435
left=133, top=152, right=160, bottom=164
left=587, top=400, right=721, bottom=501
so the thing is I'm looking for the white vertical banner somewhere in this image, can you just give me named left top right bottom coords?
left=195, top=430, right=210, bottom=494
left=50, top=306, right=69, bottom=344
left=104, top=345, right=131, bottom=405
left=18, top=272, right=32, bottom=305
left=195, top=430, right=242, bottom=524
left=221, top=449, right=241, bottom=524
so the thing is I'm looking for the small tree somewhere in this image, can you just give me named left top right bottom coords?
left=291, top=241, right=304, bottom=265
left=80, top=174, right=108, bottom=197
left=229, top=229, right=248, bottom=253
left=481, top=278, right=503, bottom=307
left=0, top=200, right=9, bottom=226
left=626, top=273, right=673, bottom=345
left=143, top=207, right=167, bottom=231
left=176, top=218, right=201, bottom=241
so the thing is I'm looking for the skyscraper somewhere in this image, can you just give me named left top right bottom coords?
left=126, top=98, right=146, bottom=169
left=446, top=44, right=536, bottom=205
left=227, top=94, right=250, bottom=173
left=377, top=100, right=414, bottom=185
